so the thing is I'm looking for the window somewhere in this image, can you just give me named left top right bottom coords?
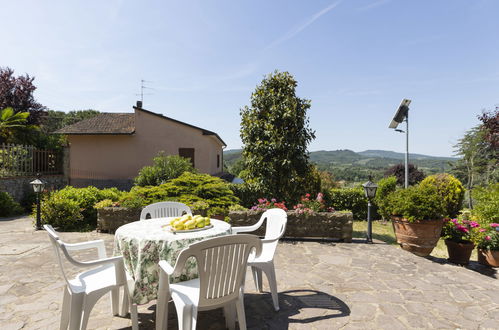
left=217, top=154, right=220, bottom=168
left=178, top=148, right=195, bottom=167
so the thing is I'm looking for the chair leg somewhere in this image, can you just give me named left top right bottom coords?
left=175, top=303, right=193, bottom=330
left=235, top=296, right=247, bottom=330
left=81, top=294, right=101, bottom=330
left=251, top=266, right=263, bottom=292
left=111, top=288, right=119, bottom=316
left=120, top=286, right=129, bottom=317
left=262, top=263, right=279, bottom=311
left=130, top=303, right=139, bottom=330
left=68, top=293, right=84, bottom=330
left=156, top=284, right=170, bottom=330
left=60, top=287, right=71, bottom=330
left=191, top=306, right=198, bottom=330
left=223, top=304, right=236, bottom=330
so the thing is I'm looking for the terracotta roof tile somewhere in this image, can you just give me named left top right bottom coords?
left=55, top=113, right=134, bottom=134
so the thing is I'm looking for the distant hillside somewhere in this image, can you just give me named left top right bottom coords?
left=224, top=148, right=457, bottom=183
left=358, top=150, right=456, bottom=161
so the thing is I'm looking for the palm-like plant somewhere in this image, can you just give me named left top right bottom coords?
left=0, top=107, right=29, bottom=130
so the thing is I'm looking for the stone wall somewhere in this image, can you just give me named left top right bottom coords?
left=97, top=207, right=142, bottom=233
left=229, top=210, right=353, bottom=242
left=0, top=175, right=67, bottom=203
left=70, top=178, right=134, bottom=191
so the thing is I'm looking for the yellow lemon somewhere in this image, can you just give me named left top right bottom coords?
left=185, top=219, right=196, bottom=229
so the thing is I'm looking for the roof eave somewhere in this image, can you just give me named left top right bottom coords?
left=53, top=131, right=135, bottom=135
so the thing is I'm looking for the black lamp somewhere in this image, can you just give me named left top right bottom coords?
left=30, top=174, right=45, bottom=230
left=362, top=176, right=378, bottom=243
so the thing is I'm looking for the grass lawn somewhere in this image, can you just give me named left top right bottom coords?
left=352, top=220, right=478, bottom=261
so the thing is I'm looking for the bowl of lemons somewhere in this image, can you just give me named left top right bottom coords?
left=164, top=214, right=212, bottom=232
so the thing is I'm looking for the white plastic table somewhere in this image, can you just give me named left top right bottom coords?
left=114, top=218, right=231, bottom=304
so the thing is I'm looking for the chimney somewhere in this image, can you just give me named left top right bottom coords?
left=136, top=100, right=143, bottom=108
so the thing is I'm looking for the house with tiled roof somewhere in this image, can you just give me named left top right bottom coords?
left=55, top=102, right=226, bottom=189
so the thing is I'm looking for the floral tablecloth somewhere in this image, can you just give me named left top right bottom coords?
left=113, top=218, right=231, bottom=304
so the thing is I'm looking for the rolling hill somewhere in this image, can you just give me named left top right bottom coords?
left=224, top=149, right=457, bottom=183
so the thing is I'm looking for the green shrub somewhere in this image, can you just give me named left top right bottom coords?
left=419, top=173, right=464, bottom=218
left=190, top=201, right=210, bottom=216
left=229, top=183, right=262, bottom=208
left=119, top=193, right=146, bottom=209
left=0, top=191, right=23, bottom=217
left=329, top=188, right=367, bottom=220
left=94, top=199, right=114, bottom=209
left=39, top=186, right=123, bottom=231
left=228, top=204, right=247, bottom=212
left=472, top=183, right=499, bottom=224
left=134, top=153, right=196, bottom=186
left=384, top=184, right=444, bottom=222
left=375, top=176, right=398, bottom=220
left=39, top=194, right=84, bottom=230
left=129, top=172, right=239, bottom=213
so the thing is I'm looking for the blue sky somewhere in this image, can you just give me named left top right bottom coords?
left=1, top=0, right=498, bottom=157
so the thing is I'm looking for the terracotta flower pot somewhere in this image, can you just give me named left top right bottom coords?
left=478, top=248, right=499, bottom=267
left=445, top=239, right=474, bottom=265
left=391, top=216, right=444, bottom=257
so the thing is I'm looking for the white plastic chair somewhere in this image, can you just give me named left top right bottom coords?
left=155, top=234, right=262, bottom=330
left=44, top=225, right=136, bottom=330
left=231, top=208, right=287, bottom=311
left=140, top=201, right=192, bottom=220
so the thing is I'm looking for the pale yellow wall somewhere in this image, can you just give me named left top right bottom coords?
left=68, top=108, right=223, bottom=181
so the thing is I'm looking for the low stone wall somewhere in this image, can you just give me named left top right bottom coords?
left=96, top=207, right=353, bottom=241
left=0, top=175, right=67, bottom=203
left=70, top=178, right=134, bottom=191
left=97, top=207, right=141, bottom=233
left=229, top=210, right=353, bottom=242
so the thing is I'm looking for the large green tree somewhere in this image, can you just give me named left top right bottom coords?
left=452, top=108, right=498, bottom=207
left=240, top=71, right=316, bottom=203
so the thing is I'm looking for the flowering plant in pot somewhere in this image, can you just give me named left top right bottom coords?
left=476, top=223, right=499, bottom=267
left=384, top=184, right=445, bottom=256
left=442, top=217, right=480, bottom=265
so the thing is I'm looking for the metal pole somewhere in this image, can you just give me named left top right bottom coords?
left=366, top=200, right=373, bottom=243
left=405, top=111, right=409, bottom=189
left=36, top=192, right=41, bottom=230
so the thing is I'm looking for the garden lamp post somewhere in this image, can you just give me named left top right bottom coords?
left=362, top=176, right=378, bottom=244
left=30, top=174, right=45, bottom=230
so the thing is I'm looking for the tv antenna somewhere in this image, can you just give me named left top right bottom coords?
left=136, top=79, right=154, bottom=104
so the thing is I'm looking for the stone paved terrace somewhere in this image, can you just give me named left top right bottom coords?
left=1, top=216, right=498, bottom=330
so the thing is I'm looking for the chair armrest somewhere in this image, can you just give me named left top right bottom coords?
left=232, top=225, right=258, bottom=234
left=159, top=260, right=175, bottom=276
left=261, top=237, right=280, bottom=244
left=67, top=255, right=124, bottom=268
left=64, top=239, right=107, bottom=259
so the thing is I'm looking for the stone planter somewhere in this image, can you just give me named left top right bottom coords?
left=445, top=239, right=474, bottom=265
left=478, top=248, right=499, bottom=267
left=228, top=210, right=353, bottom=242
left=391, top=216, right=444, bottom=257
left=97, top=207, right=142, bottom=233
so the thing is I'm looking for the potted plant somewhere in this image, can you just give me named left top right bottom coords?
left=384, top=184, right=445, bottom=256
left=442, top=216, right=480, bottom=265
left=477, top=223, right=499, bottom=267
